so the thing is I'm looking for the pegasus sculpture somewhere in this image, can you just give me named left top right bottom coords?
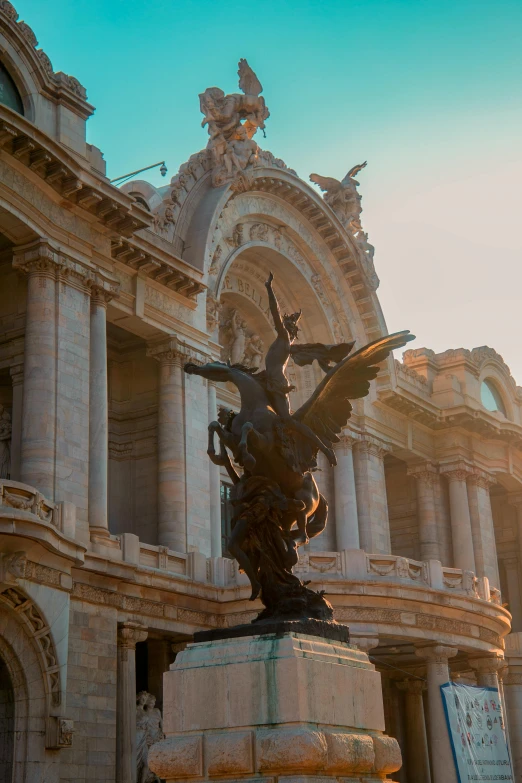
left=185, top=274, right=414, bottom=623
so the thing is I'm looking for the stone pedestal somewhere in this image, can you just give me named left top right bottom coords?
left=149, top=631, right=402, bottom=783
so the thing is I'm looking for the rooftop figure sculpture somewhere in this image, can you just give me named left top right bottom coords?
left=185, top=274, right=414, bottom=623
left=310, top=162, right=367, bottom=229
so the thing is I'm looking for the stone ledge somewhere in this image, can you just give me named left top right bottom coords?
left=194, top=619, right=350, bottom=644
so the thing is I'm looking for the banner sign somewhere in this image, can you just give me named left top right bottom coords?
left=441, top=682, right=514, bottom=782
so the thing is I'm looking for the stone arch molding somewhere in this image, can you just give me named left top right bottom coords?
left=0, top=583, right=62, bottom=713
left=204, top=190, right=382, bottom=346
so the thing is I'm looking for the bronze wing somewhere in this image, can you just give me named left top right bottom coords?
left=292, top=331, right=415, bottom=445
left=309, top=174, right=342, bottom=193
left=238, top=58, right=263, bottom=96
left=345, top=161, right=367, bottom=181
left=290, top=342, right=355, bottom=373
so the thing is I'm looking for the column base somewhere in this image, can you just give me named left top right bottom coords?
left=149, top=631, right=401, bottom=783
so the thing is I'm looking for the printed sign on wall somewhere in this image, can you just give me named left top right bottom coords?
left=441, top=682, right=514, bottom=782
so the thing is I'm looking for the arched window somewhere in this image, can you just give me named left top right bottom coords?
left=0, top=62, right=24, bottom=115
left=129, top=194, right=150, bottom=211
left=480, top=378, right=507, bottom=416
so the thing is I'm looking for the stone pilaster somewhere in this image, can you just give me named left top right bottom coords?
left=334, top=433, right=360, bottom=551
left=469, top=654, right=506, bottom=689
left=14, top=242, right=60, bottom=499
left=504, top=633, right=522, bottom=782
left=116, top=621, right=148, bottom=783
left=407, top=462, right=440, bottom=562
left=467, top=468, right=499, bottom=587
left=416, top=644, right=458, bottom=783
left=396, top=679, right=431, bottom=783
left=9, top=363, right=23, bottom=482
left=88, top=285, right=114, bottom=539
left=441, top=462, right=476, bottom=573
left=147, top=339, right=187, bottom=552
left=353, top=437, right=391, bottom=554
left=207, top=381, right=222, bottom=557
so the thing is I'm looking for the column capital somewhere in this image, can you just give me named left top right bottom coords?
left=88, top=281, right=119, bottom=308
left=415, top=644, right=458, bottom=663
left=469, top=655, right=507, bottom=676
left=440, top=461, right=474, bottom=483
left=467, top=468, right=496, bottom=489
left=13, top=239, right=61, bottom=279
left=147, top=337, right=210, bottom=367
left=117, top=621, right=148, bottom=649
left=336, top=431, right=359, bottom=449
left=407, top=461, right=438, bottom=484
left=354, top=435, right=391, bottom=459
left=396, top=678, right=427, bottom=694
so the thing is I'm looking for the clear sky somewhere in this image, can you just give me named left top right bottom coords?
left=14, top=0, right=522, bottom=381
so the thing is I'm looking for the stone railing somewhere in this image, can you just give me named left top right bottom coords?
left=221, top=549, right=500, bottom=604
left=0, top=479, right=74, bottom=536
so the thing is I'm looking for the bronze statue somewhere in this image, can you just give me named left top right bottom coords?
left=185, top=274, right=414, bottom=623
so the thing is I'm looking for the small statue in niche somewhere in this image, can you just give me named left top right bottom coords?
left=243, top=333, right=264, bottom=368
left=136, top=691, right=163, bottom=782
left=0, top=404, right=12, bottom=479
left=227, top=309, right=248, bottom=365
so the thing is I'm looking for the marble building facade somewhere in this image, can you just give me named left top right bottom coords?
left=0, top=3, right=521, bottom=782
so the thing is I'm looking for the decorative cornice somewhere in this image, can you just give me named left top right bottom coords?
left=110, top=237, right=204, bottom=301
left=0, top=109, right=151, bottom=236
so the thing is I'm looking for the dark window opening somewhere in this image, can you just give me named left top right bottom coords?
left=221, top=482, right=234, bottom=558
left=0, top=62, right=24, bottom=115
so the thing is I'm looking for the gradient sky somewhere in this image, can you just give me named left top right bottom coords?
left=13, top=0, right=522, bottom=381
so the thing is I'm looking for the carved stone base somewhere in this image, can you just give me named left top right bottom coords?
left=149, top=632, right=401, bottom=782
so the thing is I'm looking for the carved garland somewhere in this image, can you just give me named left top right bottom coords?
left=0, top=585, right=62, bottom=707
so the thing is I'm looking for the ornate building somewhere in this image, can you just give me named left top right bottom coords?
left=0, top=4, right=521, bottom=782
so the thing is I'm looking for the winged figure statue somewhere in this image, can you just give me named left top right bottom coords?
left=310, top=162, right=367, bottom=227
left=184, top=273, right=414, bottom=624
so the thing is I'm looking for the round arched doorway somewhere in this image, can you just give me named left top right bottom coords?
left=0, top=655, right=14, bottom=782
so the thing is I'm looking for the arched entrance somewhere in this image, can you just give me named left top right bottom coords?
left=0, top=655, right=14, bottom=783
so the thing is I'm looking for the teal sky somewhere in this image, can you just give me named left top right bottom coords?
left=13, top=0, right=522, bottom=381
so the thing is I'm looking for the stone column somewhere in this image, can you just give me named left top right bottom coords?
left=334, top=434, right=360, bottom=551
left=13, top=243, right=59, bottom=499
left=147, top=340, right=186, bottom=552
left=467, top=469, right=499, bottom=587
left=116, top=622, right=148, bottom=783
left=469, top=654, right=506, bottom=689
left=396, top=680, right=431, bottom=783
left=8, top=363, right=23, bottom=481
left=88, top=286, right=112, bottom=538
left=441, top=464, right=476, bottom=573
left=416, top=644, right=458, bottom=783
left=407, top=462, right=441, bottom=562
left=504, top=558, right=522, bottom=631
left=208, top=382, right=222, bottom=557
left=504, top=633, right=522, bottom=782
left=353, top=437, right=391, bottom=554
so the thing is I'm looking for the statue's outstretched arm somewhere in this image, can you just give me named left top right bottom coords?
left=265, top=273, right=286, bottom=337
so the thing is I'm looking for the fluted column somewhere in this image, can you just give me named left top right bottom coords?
left=416, top=644, right=458, bottom=783
left=441, top=463, right=476, bottom=573
left=396, top=679, right=431, bottom=783
left=89, top=285, right=112, bottom=537
left=334, top=434, right=360, bottom=550
left=9, top=363, right=23, bottom=481
left=147, top=340, right=186, bottom=552
left=467, top=469, right=499, bottom=587
left=353, top=437, right=391, bottom=554
left=14, top=242, right=59, bottom=499
left=208, top=381, right=222, bottom=557
left=407, top=462, right=441, bottom=561
left=116, top=622, right=148, bottom=783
